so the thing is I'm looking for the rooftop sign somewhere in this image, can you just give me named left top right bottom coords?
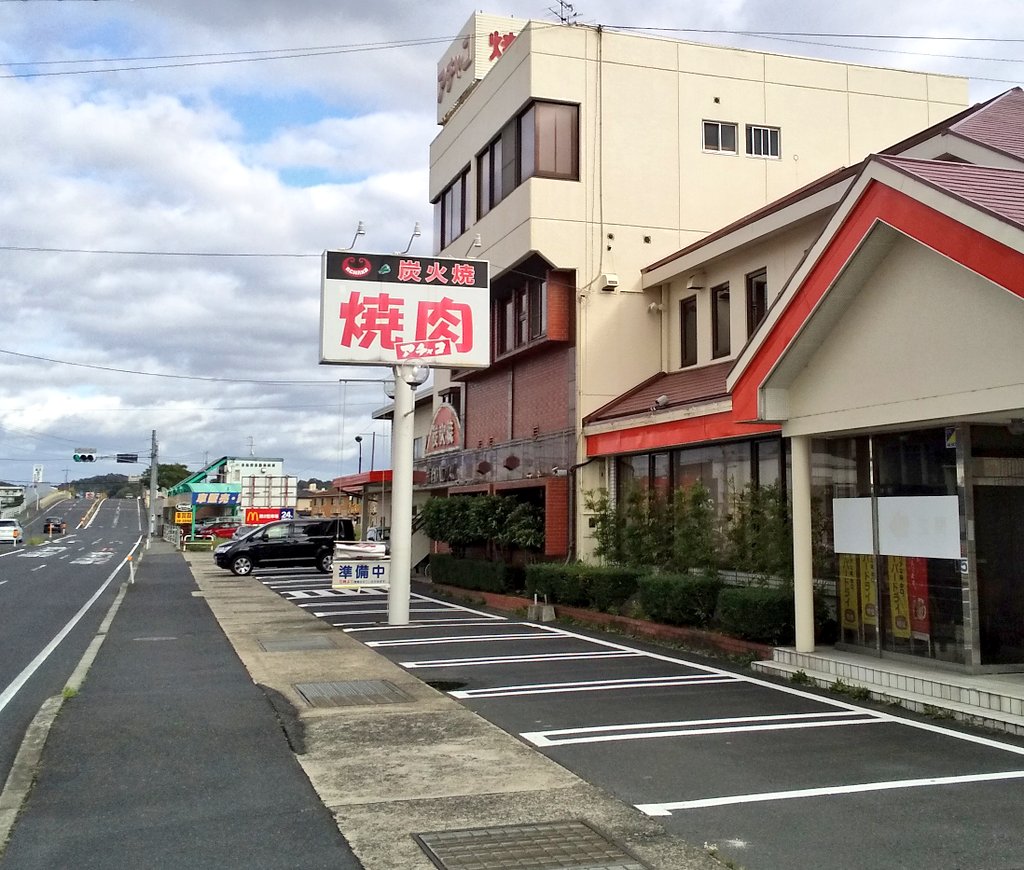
left=319, top=251, right=490, bottom=369
left=437, top=12, right=524, bottom=124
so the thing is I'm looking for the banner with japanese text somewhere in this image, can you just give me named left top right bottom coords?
left=859, top=555, right=878, bottom=627
left=320, top=251, right=490, bottom=369
left=907, top=556, right=931, bottom=636
left=839, top=554, right=860, bottom=631
left=887, top=556, right=912, bottom=639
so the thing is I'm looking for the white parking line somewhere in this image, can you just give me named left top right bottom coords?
left=521, top=710, right=883, bottom=747
left=326, top=607, right=454, bottom=618
left=401, top=650, right=642, bottom=669
left=343, top=619, right=514, bottom=633
left=450, top=674, right=741, bottom=699
left=367, top=632, right=560, bottom=648
left=636, top=769, right=1024, bottom=815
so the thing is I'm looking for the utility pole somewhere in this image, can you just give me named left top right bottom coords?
left=148, top=429, right=158, bottom=543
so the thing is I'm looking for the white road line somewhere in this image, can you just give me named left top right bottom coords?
left=450, top=674, right=741, bottom=699
left=411, top=591, right=505, bottom=620
left=322, top=606, right=454, bottom=617
left=635, top=769, right=1024, bottom=815
left=401, top=650, right=642, bottom=669
left=538, top=624, right=1024, bottom=759
left=0, top=580, right=7, bottom=586
left=297, top=597, right=389, bottom=607
left=343, top=619, right=516, bottom=632
left=522, top=711, right=883, bottom=747
left=367, top=632, right=559, bottom=648
left=31, top=565, right=45, bottom=572
left=0, top=536, right=142, bottom=715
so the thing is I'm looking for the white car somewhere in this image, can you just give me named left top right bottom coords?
left=0, top=518, right=24, bottom=546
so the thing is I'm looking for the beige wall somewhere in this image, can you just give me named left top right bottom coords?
left=782, top=236, right=1024, bottom=435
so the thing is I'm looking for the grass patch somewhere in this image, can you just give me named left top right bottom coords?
left=789, top=669, right=813, bottom=685
left=61, top=686, right=78, bottom=700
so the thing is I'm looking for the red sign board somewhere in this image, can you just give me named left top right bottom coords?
left=424, top=404, right=463, bottom=455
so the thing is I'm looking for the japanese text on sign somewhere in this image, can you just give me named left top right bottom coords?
left=320, top=252, right=490, bottom=369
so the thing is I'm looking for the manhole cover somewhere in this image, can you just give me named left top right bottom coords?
left=258, top=635, right=336, bottom=652
left=414, top=820, right=650, bottom=870
left=293, top=679, right=412, bottom=708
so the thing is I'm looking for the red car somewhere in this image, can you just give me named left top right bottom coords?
left=197, top=521, right=242, bottom=539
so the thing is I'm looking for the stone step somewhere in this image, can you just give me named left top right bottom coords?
left=752, top=658, right=1024, bottom=737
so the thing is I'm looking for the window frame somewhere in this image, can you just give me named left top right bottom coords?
left=746, top=268, right=768, bottom=338
left=477, top=100, right=579, bottom=215
left=702, top=120, right=738, bottom=154
left=494, top=278, right=549, bottom=359
left=746, top=124, right=781, bottom=159
left=711, top=282, right=731, bottom=359
left=434, top=166, right=469, bottom=251
left=680, top=296, right=697, bottom=368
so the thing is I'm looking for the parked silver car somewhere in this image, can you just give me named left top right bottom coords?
left=0, top=518, right=24, bottom=546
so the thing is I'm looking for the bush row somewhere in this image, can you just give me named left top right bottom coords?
left=431, top=557, right=832, bottom=646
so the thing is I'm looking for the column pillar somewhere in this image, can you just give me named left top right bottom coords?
left=791, top=434, right=815, bottom=652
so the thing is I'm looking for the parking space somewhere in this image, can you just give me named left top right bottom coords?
left=254, top=570, right=1024, bottom=869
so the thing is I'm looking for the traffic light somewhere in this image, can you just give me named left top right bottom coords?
left=73, top=452, right=96, bottom=463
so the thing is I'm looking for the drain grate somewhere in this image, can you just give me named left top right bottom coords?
left=258, top=635, right=336, bottom=652
left=413, top=820, right=650, bottom=870
left=293, top=679, right=412, bottom=708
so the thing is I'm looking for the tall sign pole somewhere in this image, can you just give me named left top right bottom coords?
left=148, top=429, right=158, bottom=543
left=388, top=368, right=416, bottom=625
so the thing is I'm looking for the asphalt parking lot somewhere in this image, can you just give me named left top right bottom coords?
left=254, top=569, right=1024, bottom=870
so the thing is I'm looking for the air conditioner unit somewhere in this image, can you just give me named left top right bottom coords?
left=600, top=273, right=620, bottom=291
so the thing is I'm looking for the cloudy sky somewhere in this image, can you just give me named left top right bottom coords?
left=1, top=0, right=1022, bottom=489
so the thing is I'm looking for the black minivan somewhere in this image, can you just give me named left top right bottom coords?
left=213, top=517, right=355, bottom=576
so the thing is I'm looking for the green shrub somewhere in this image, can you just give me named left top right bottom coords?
left=636, top=572, right=722, bottom=627
left=525, top=563, right=642, bottom=612
left=714, top=586, right=795, bottom=644
left=429, top=554, right=523, bottom=594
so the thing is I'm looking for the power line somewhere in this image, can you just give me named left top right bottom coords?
left=0, top=244, right=319, bottom=257
left=0, top=35, right=460, bottom=79
left=0, top=347, right=381, bottom=385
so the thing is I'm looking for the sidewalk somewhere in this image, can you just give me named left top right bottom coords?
left=0, top=541, right=363, bottom=870
left=2, top=542, right=722, bottom=870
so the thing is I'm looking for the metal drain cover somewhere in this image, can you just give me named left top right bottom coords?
left=293, top=679, right=412, bottom=708
left=258, top=635, right=336, bottom=652
left=414, top=820, right=650, bottom=870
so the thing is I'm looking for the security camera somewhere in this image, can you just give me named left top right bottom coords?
left=650, top=394, right=669, bottom=411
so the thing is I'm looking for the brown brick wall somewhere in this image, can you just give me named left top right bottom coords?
left=464, top=371, right=510, bottom=448
left=511, top=347, right=575, bottom=439
left=543, top=476, right=569, bottom=557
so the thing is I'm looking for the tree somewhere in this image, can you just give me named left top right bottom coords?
left=138, top=463, right=192, bottom=491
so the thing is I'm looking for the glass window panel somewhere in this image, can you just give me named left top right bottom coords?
left=519, top=104, right=535, bottom=181
left=712, top=283, right=730, bottom=358
left=680, top=296, right=697, bottom=367
left=500, top=120, right=518, bottom=198
left=720, top=122, right=736, bottom=152
left=746, top=268, right=768, bottom=337
left=478, top=151, right=491, bottom=217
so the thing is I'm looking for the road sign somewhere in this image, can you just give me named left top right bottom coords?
left=32, top=465, right=44, bottom=483
left=116, top=453, right=138, bottom=463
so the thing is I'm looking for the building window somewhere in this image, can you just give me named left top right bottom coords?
left=478, top=101, right=579, bottom=216
left=680, top=296, right=697, bottom=367
left=711, top=282, right=730, bottom=359
left=703, top=120, right=737, bottom=154
left=746, top=125, right=781, bottom=158
left=434, top=167, right=469, bottom=250
left=495, top=279, right=548, bottom=357
left=746, top=268, right=768, bottom=337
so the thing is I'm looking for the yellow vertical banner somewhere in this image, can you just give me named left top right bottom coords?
left=888, top=556, right=911, bottom=639
left=859, top=555, right=878, bottom=626
left=839, top=555, right=860, bottom=630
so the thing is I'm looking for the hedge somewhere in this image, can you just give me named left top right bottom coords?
left=636, top=573, right=722, bottom=628
left=714, top=586, right=795, bottom=645
left=525, top=563, right=642, bottom=612
left=428, top=554, right=523, bottom=594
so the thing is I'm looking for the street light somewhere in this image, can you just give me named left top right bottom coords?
left=355, top=435, right=363, bottom=474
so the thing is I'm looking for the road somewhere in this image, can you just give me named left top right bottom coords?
left=253, top=569, right=1024, bottom=870
left=0, top=498, right=143, bottom=787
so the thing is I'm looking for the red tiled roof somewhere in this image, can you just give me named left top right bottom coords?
left=878, top=156, right=1024, bottom=231
left=950, top=87, right=1024, bottom=161
left=583, top=360, right=732, bottom=425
